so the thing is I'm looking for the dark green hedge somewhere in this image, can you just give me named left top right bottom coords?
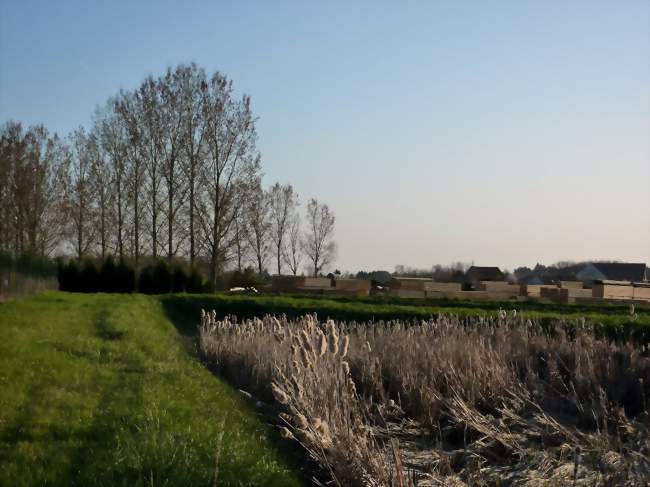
left=57, top=257, right=211, bottom=294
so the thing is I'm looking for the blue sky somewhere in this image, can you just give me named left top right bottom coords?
left=1, top=0, right=648, bottom=272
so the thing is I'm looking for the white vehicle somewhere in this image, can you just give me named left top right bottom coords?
left=229, top=286, right=259, bottom=294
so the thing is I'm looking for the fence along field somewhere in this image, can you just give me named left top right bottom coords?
left=199, top=311, right=650, bottom=486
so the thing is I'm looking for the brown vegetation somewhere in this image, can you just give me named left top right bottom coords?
left=199, top=311, right=650, bottom=486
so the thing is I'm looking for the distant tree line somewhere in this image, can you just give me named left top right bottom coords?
left=513, top=262, right=590, bottom=283
left=0, top=63, right=337, bottom=286
left=384, top=261, right=600, bottom=285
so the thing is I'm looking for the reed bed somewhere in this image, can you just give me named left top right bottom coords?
left=199, top=310, right=650, bottom=486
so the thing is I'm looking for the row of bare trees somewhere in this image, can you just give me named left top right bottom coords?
left=0, top=123, right=66, bottom=257
left=0, top=63, right=336, bottom=284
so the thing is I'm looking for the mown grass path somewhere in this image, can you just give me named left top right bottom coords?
left=0, top=292, right=302, bottom=486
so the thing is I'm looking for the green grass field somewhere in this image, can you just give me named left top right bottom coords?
left=1, top=290, right=648, bottom=486
left=0, top=292, right=302, bottom=487
left=163, top=291, right=650, bottom=338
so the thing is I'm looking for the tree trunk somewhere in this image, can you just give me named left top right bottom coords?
left=167, top=155, right=174, bottom=262
left=134, top=188, right=140, bottom=266
left=152, top=207, right=157, bottom=259
left=77, top=203, right=83, bottom=261
left=100, top=196, right=106, bottom=259
left=210, top=199, right=220, bottom=288
left=151, top=166, right=158, bottom=259
left=15, top=210, right=22, bottom=256
left=168, top=180, right=173, bottom=261
left=133, top=163, right=141, bottom=266
left=117, top=176, right=123, bottom=259
left=235, top=224, right=242, bottom=272
left=189, top=163, right=195, bottom=265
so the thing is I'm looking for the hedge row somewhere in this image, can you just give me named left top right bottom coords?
left=57, top=257, right=212, bottom=294
left=0, top=251, right=58, bottom=278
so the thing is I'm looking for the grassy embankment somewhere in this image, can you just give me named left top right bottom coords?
left=0, top=292, right=302, bottom=486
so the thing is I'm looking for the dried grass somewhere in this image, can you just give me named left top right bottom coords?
left=199, top=310, right=650, bottom=486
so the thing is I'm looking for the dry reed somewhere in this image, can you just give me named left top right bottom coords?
left=199, top=310, right=650, bottom=486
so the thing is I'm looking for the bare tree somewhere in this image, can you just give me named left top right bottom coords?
left=32, top=130, right=67, bottom=256
left=0, top=63, right=316, bottom=286
left=179, top=63, right=208, bottom=266
left=115, top=92, right=145, bottom=265
left=137, top=77, right=164, bottom=259
left=303, top=198, right=336, bottom=277
left=283, top=211, right=302, bottom=275
left=88, top=129, right=113, bottom=258
left=232, top=207, right=249, bottom=272
left=198, top=71, right=260, bottom=286
left=159, top=67, right=188, bottom=261
left=0, top=123, right=17, bottom=254
left=269, top=182, right=297, bottom=276
left=0, top=122, right=22, bottom=254
left=245, top=182, right=270, bottom=274
left=65, top=127, right=96, bottom=260
left=98, top=100, right=129, bottom=260
left=0, top=123, right=67, bottom=256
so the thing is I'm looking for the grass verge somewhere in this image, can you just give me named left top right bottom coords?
left=0, top=292, right=302, bottom=486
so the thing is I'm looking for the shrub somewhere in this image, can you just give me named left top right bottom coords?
left=202, top=278, right=215, bottom=294
left=114, top=259, right=136, bottom=293
left=186, top=267, right=205, bottom=294
left=137, top=265, right=155, bottom=294
left=59, top=257, right=206, bottom=295
left=79, top=259, right=100, bottom=293
left=137, top=260, right=174, bottom=294
left=0, top=251, right=12, bottom=270
left=57, top=259, right=80, bottom=292
left=172, top=265, right=189, bottom=293
left=152, top=260, right=172, bottom=294
left=229, top=267, right=261, bottom=289
left=56, top=259, right=66, bottom=291
left=99, top=255, right=118, bottom=292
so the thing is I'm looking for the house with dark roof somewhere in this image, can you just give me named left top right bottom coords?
left=465, top=266, right=505, bottom=290
left=576, top=262, right=648, bottom=284
left=389, top=276, right=433, bottom=298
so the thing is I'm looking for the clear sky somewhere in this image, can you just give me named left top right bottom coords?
left=1, top=0, right=648, bottom=273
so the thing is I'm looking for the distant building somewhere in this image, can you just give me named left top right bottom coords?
left=271, top=275, right=306, bottom=292
left=576, top=263, right=647, bottom=284
left=355, top=270, right=392, bottom=285
left=465, top=266, right=504, bottom=290
left=370, top=270, right=392, bottom=285
left=389, top=276, right=432, bottom=298
left=270, top=275, right=332, bottom=293
left=333, top=278, right=371, bottom=296
left=526, top=276, right=544, bottom=285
